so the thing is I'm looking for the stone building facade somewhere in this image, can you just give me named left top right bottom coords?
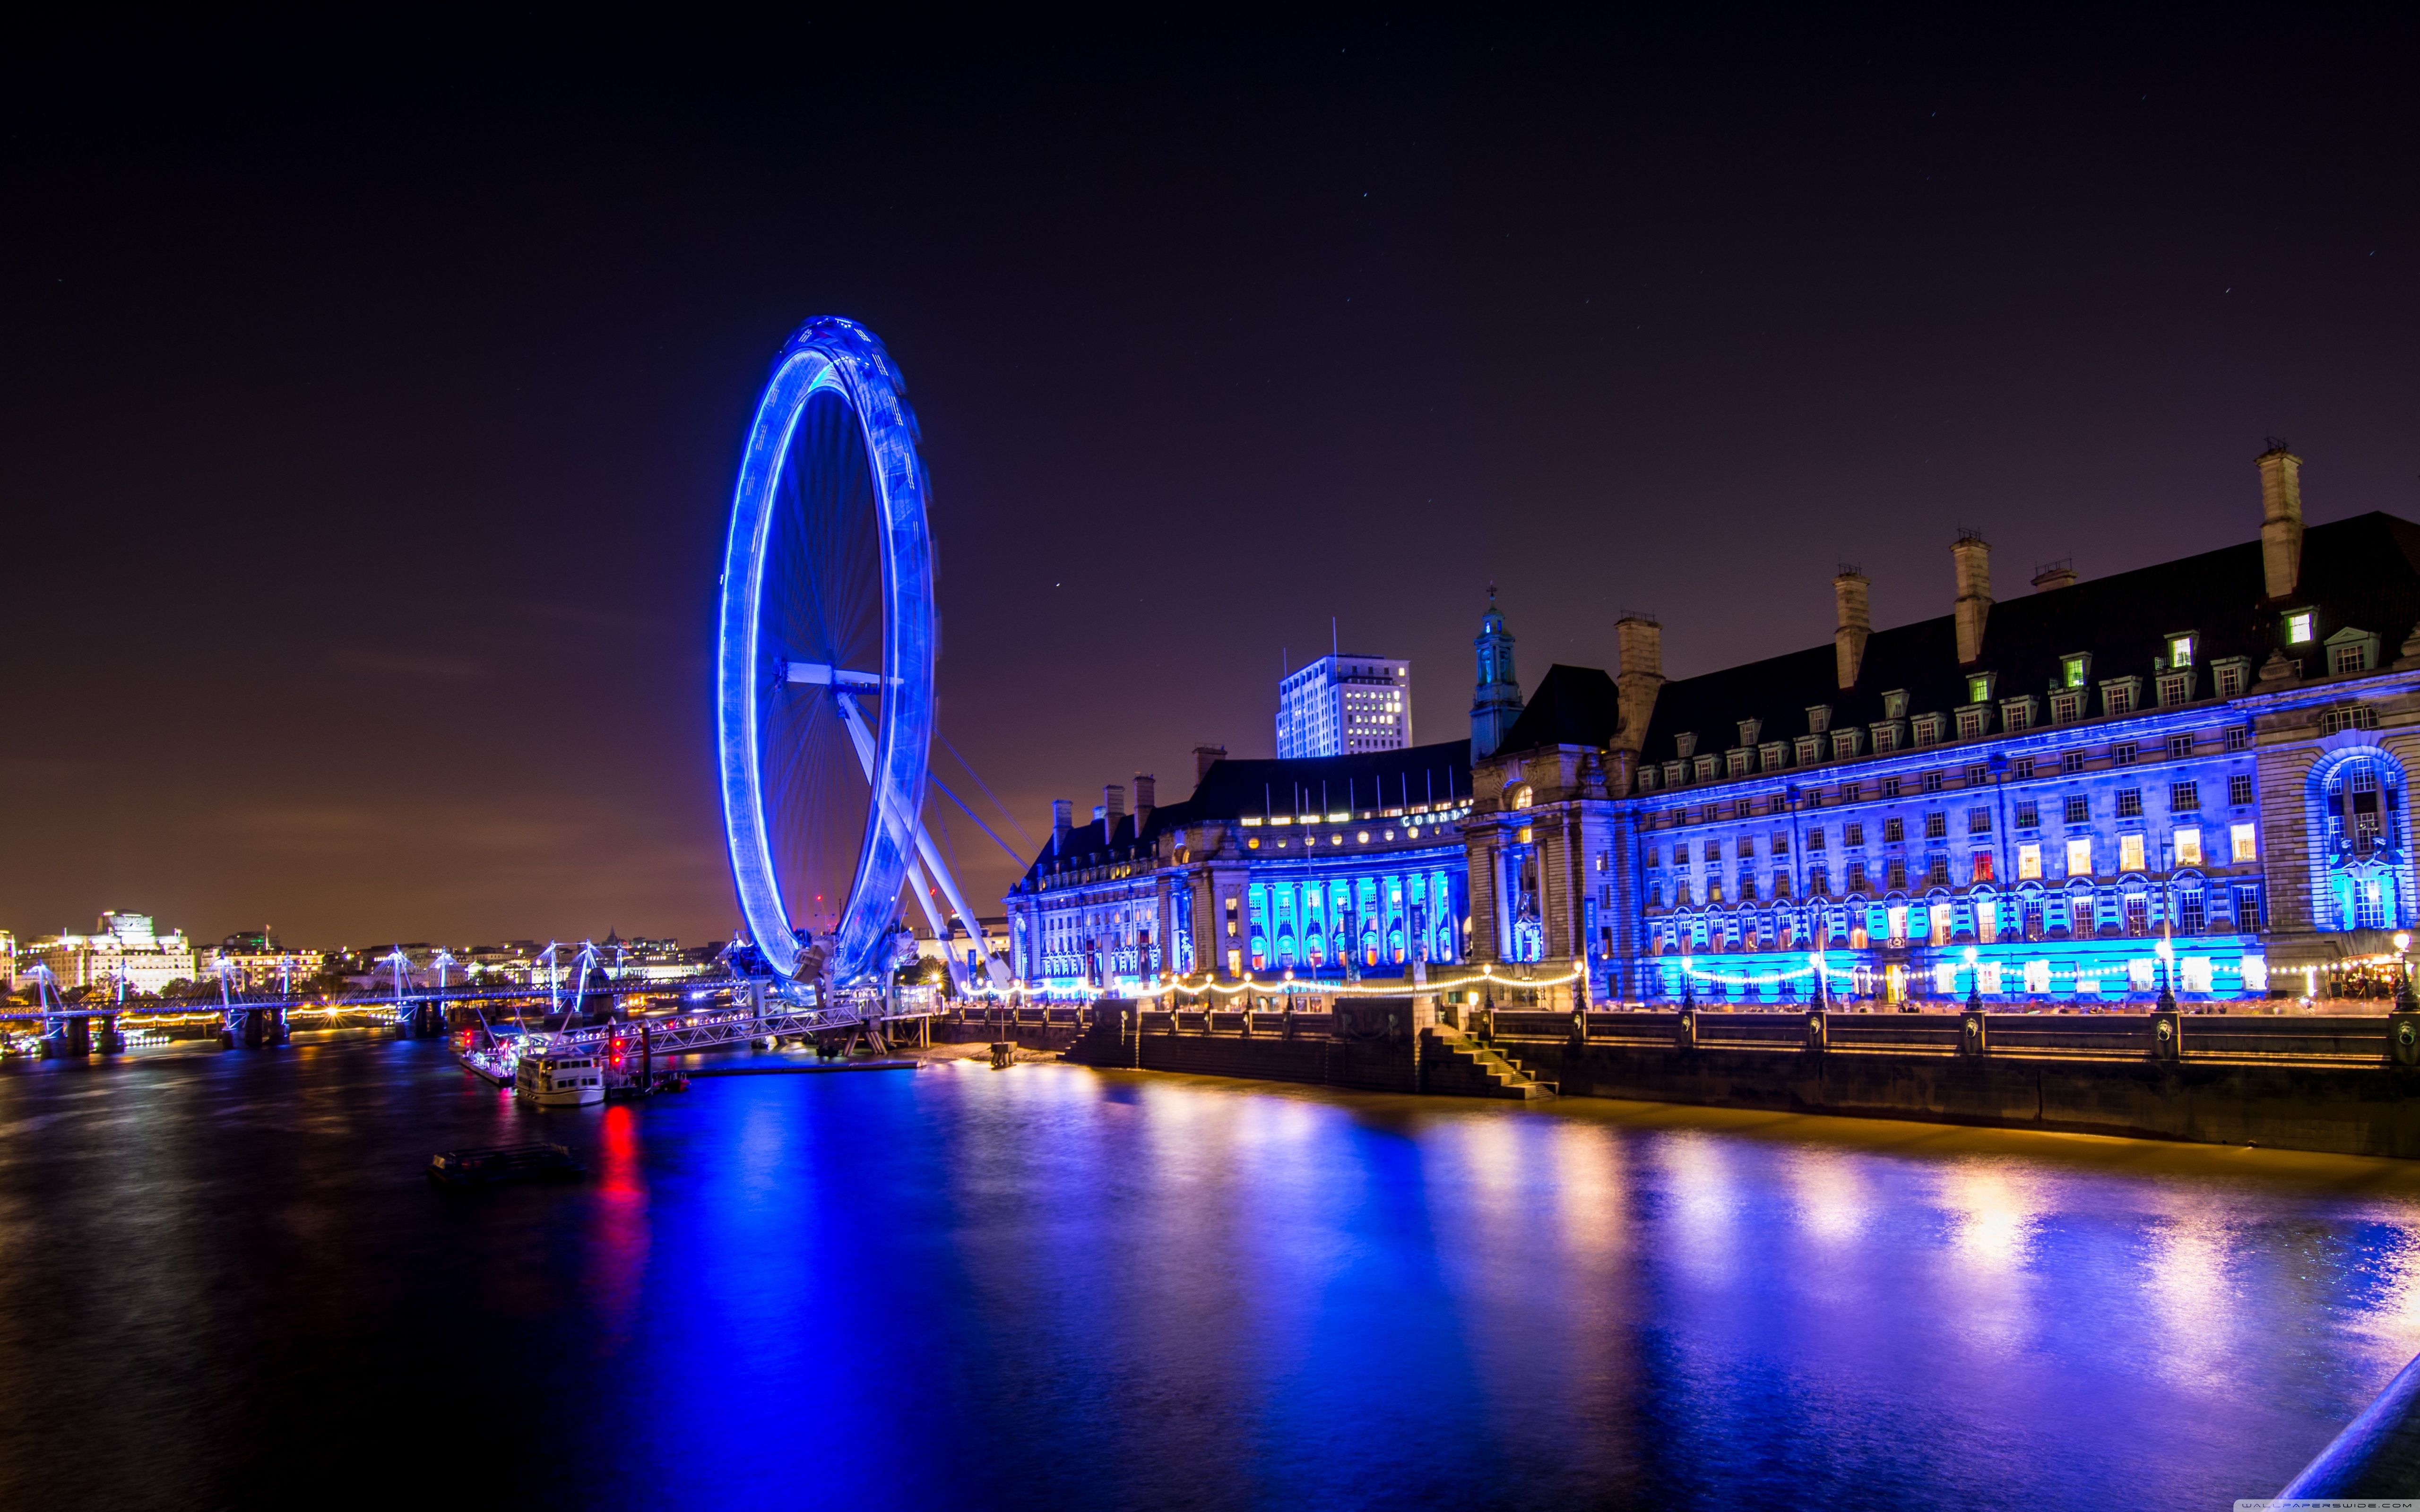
left=1009, top=445, right=2420, bottom=1007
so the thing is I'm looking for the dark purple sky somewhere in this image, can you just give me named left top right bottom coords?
left=4, top=13, right=2415, bottom=949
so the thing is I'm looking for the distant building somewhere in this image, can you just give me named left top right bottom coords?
left=34, top=912, right=197, bottom=995
left=0, top=931, right=15, bottom=993
left=207, top=930, right=325, bottom=992
left=914, top=915, right=1011, bottom=979
left=600, top=931, right=710, bottom=984
left=1276, top=653, right=1411, bottom=757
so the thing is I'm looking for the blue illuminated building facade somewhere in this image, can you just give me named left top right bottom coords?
left=1006, top=752, right=1477, bottom=997
left=1011, top=446, right=2420, bottom=1007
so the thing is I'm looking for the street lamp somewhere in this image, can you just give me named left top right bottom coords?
left=1965, top=945, right=1982, bottom=1013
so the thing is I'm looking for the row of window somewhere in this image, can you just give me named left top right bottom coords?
left=1649, top=804, right=2257, bottom=871
left=1649, top=880, right=2267, bottom=952
left=1646, top=824, right=2261, bottom=907
left=1648, top=728, right=2254, bottom=810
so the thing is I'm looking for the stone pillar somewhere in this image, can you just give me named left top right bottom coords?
left=2150, top=1007, right=2181, bottom=1060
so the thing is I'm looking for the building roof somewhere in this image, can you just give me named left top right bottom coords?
left=1634, top=511, right=2420, bottom=764
left=1497, top=663, right=1622, bottom=752
left=1011, top=739, right=1474, bottom=889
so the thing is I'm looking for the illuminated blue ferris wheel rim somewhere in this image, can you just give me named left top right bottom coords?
left=715, top=317, right=935, bottom=984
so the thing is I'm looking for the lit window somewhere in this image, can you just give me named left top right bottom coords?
left=2169, top=635, right=2195, bottom=665
left=1968, top=675, right=1991, bottom=704
left=2119, top=834, right=2145, bottom=872
left=2175, top=827, right=2202, bottom=866
left=2018, top=843, right=2042, bottom=879
left=2063, top=655, right=2089, bottom=687
left=2287, top=611, right=2315, bottom=644
left=2066, top=838, right=2093, bottom=877
left=2231, top=823, right=2257, bottom=862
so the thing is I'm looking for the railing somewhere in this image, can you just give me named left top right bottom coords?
left=1471, top=1007, right=2413, bottom=1065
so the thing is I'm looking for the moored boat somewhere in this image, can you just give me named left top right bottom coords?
left=515, top=1050, right=605, bottom=1107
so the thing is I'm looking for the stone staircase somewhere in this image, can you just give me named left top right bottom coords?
left=1426, top=1032, right=1558, bottom=1100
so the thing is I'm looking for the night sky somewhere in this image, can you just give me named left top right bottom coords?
left=5, top=13, right=2415, bottom=950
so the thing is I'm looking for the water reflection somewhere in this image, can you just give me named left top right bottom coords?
left=3, top=1042, right=2420, bottom=1511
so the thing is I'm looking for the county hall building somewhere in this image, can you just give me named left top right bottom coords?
left=1006, top=445, right=2420, bottom=1007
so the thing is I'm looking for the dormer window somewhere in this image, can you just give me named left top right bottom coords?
left=2213, top=657, right=2252, bottom=699
left=1736, top=718, right=1762, bottom=747
left=1662, top=760, right=1685, bottom=789
left=1832, top=729, right=1864, bottom=761
left=1759, top=740, right=1787, bottom=770
left=2156, top=669, right=2196, bottom=708
left=1955, top=706, right=1989, bottom=740
left=1795, top=734, right=1822, bottom=765
left=1966, top=672, right=1997, bottom=705
left=2050, top=690, right=2084, bottom=725
left=1806, top=704, right=1832, bottom=735
left=2285, top=610, right=2316, bottom=645
left=2000, top=695, right=2037, bottom=732
left=2100, top=676, right=2142, bottom=717
left=1694, top=755, right=1717, bottom=782
left=1881, top=689, right=1910, bottom=721
left=2168, top=633, right=2196, bottom=666
left=1871, top=722, right=1901, bottom=754
left=2061, top=653, right=2092, bottom=688
left=1726, top=749, right=1751, bottom=777
left=2325, top=627, right=2379, bottom=677
left=1911, top=713, right=1945, bottom=748
left=1675, top=731, right=1698, bottom=759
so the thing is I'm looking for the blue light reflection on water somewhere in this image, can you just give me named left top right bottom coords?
left=2, top=1038, right=2418, bottom=1510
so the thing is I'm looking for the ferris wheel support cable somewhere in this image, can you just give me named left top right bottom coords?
left=937, top=730, right=1036, bottom=852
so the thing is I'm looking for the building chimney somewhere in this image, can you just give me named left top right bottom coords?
left=1102, top=783, right=1125, bottom=831
left=1193, top=744, right=1227, bottom=783
left=1050, top=799, right=1072, bottom=853
left=1951, top=530, right=1992, bottom=665
left=1832, top=567, right=1872, bottom=690
left=1132, top=772, right=1156, bottom=827
left=2259, top=441, right=2304, bottom=600
left=2031, top=558, right=2077, bottom=593
left=1612, top=613, right=1665, bottom=754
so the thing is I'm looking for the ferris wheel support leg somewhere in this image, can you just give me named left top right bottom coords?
left=833, top=692, right=994, bottom=987
left=836, top=691, right=968, bottom=978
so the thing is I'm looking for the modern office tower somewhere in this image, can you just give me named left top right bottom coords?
left=1277, top=654, right=1412, bottom=758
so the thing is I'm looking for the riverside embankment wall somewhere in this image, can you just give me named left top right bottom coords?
left=1508, top=1039, right=2420, bottom=1157
left=1058, top=1005, right=2420, bottom=1159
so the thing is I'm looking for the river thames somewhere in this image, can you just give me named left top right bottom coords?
left=4, top=1037, right=2419, bottom=1509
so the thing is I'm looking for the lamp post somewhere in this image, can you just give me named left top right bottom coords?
left=2397, top=931, right=2416, bottom=1012
left=1965, top=945, right=1982, bottom=1013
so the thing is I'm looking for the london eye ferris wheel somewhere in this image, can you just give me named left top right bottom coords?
left=714, top=317, right=973, bottom=989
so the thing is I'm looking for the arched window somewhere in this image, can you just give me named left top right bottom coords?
left=2307, top=746, right=2412, bottom=933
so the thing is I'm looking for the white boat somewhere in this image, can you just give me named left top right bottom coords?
left=515, top=1050, right=605, bottom=1107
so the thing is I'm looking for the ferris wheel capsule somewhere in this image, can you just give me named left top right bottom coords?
left=714, top=318, right=936, bottom=985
